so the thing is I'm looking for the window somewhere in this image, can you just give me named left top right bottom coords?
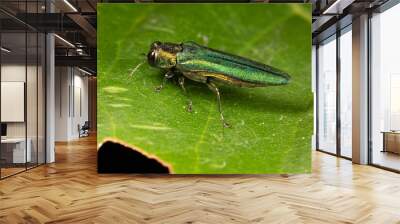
left=370, top=3, right=400, bottom=171
left=317, top=35, right=337, bottom=154
left=339, top=27, right=352, bottom=158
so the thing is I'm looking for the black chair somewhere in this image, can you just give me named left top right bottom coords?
left=79, top=121, right=90, bottom=138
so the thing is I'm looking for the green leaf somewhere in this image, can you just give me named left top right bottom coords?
left=98, top=3, right=312, bottom=174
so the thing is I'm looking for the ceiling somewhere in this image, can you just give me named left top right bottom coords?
left=1, top=0, right=394, bottom=73
left=0, top=0, right=98, bottom=74
left=311, top=0, right=390, bottom=43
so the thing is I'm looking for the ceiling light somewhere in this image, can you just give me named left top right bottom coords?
left=1, top=47, right=11, bottom=53
left=76, top=48, right=86, bottom=56
left=322, top=0, right=354, bottom=15
left=78, top=67, right=93, bottom=76
left=63, top=0, right=78, bottom=12
left=324, top=0, right=340, bottom=14
left=54, top=34, right=75, bottom=48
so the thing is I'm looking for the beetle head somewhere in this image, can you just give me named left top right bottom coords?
left=147, top=41, right=182, bottom=69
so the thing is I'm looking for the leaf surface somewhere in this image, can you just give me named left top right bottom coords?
left=98, top=4, right=312, bottom=174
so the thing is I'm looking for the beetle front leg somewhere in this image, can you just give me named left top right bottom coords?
left=155, top=71, right=175, bottom=92
left=206, top=80, right=230, bottom=128
left=178, top=76, right=193, bottom=112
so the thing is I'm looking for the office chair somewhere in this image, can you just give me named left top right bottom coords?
left=79, top=121, right=90, bottom=138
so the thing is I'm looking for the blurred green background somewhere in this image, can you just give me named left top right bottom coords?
left=98, top=4, right=312, bottom=174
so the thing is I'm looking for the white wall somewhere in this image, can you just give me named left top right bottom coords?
left=1, top=82, right=25, bottom=122
left=1, top=65, right=26, bottom=140
left=55, top=67, right=69, bottom=141
left=1, top=65, right=38, bottom=137
left=1, top=64, right=25, bottom=81
left=1, top=63, right=46, bottom=164
left=72, top=73, right=89, bottom=138
left=55, top=67, right=89, bottom=141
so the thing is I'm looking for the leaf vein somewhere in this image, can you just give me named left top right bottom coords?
left=193, top=100, right=214, bottom=172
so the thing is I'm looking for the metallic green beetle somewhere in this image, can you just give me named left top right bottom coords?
left=147, top=41, right=291, bottom=128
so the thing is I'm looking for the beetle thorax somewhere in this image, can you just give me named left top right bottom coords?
left=156, top=49, right=177, bottom=68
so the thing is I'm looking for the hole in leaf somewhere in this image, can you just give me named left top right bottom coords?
left=98, top=140, right=171, bottom=173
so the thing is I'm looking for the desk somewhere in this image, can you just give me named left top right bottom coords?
left=382, top=131, right=400, bottom=154
left=1, top=138, right=31, bottom=163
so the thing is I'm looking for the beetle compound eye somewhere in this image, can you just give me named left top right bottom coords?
left=147, top=50, right=156, bottom=66
left=151, top=41, right=161, bottom=50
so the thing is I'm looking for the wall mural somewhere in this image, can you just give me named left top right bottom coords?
left=97, top=3, right=312, bottom=174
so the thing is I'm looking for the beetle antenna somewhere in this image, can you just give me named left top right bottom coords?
left=128, top=60, right=146, bottom=78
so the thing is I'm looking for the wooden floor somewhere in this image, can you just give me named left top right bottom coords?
left=373, top=151, right=400, bottom=171
left=1, top=135, right=400, bottom=224
left=1, top=167, right=26, bottom=178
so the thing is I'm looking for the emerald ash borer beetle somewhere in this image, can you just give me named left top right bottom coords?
left=147, top=41, right=291, bottom=128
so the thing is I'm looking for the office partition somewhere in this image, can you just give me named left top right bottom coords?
left=0, top=1, right=47, bottom=179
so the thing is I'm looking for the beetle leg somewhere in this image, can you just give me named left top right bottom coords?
left=206, top=80, right=230, bottom=128
left=155, top=71, right=175, bottom=92
left=178, top=76, right=193, bottom=112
